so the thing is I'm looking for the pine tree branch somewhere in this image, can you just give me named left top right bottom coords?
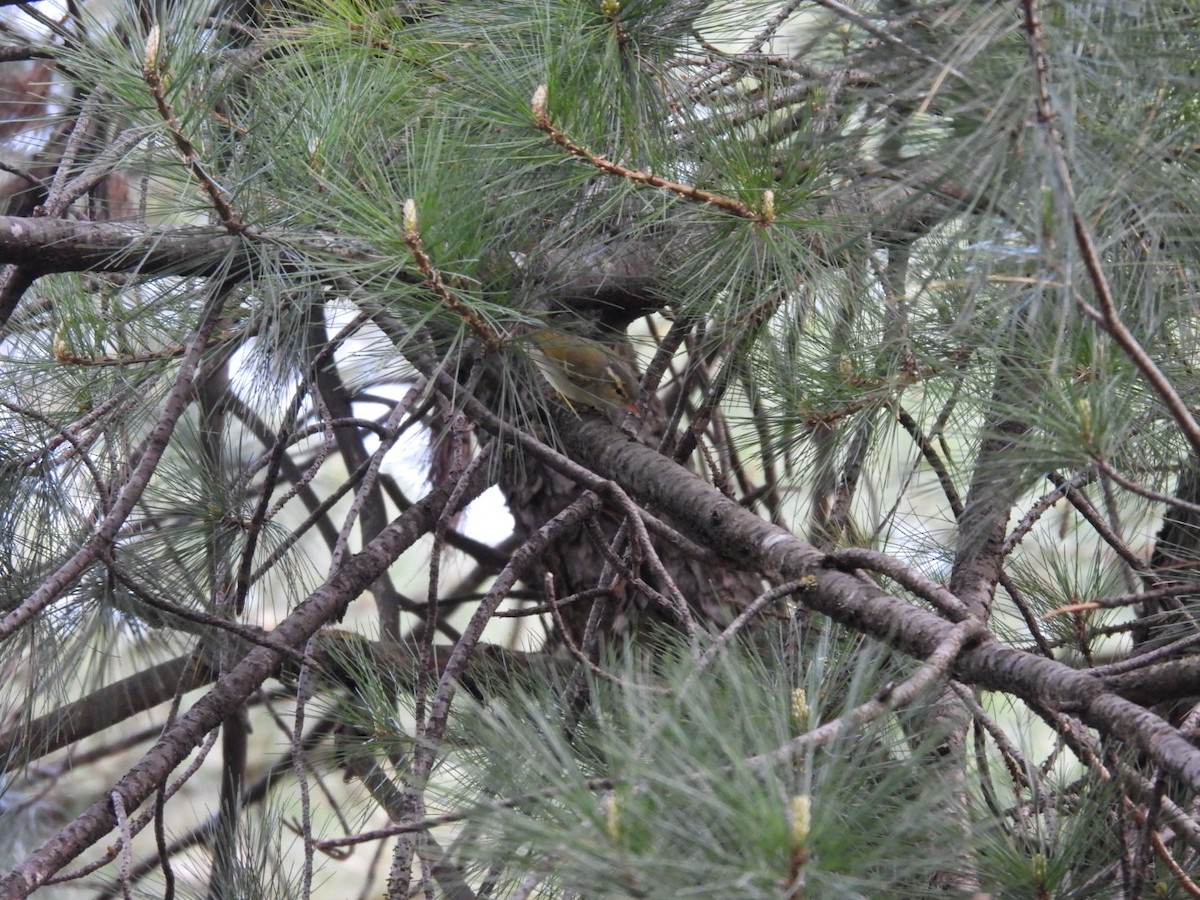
left=0, top=654, right=217, bottom=771
left=0, top=468, right=491, bottom=898
left=142, top=26, right=244, bottom=234
left=552, top=414, right=1200, bottom=794
left=749, top=618, right=986, bottom=764
left=1020, top=0, right=1200, bottom=459
left=0, top=280, right=235, bottom=645
left=0, top=216, right=372, bottom=277
left=531, top=86, right=774, bottom=223
left=0, top=632, right=550, bottom=777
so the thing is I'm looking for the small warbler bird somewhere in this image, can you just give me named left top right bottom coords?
left=530, top=329, right=640, bottom=424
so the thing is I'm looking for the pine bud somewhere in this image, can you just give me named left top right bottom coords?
left=791, top=688, right=810, bottom=732
left=531, top=85, right=548, bottom=119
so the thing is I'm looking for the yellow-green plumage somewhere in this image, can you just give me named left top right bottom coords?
left=530, top=330, right=640, bottom=424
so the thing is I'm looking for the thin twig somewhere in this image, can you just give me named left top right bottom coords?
left=95, top=714, right=341, bottom=898
left=1097, top=458, right=1200, bottom=520
left=949, top=682, right=1032, bottom=792
left=749, top=619, right=985, bottom=767
left=1043, top=582, right=1199, bottom=619
left=1149, top=827, right=1200, bottom=898
left=103, top=552, right=310, bottom=665
left=402, top=199, right=505, bottom=350
left=51, top=124, right=157, bottom=216
left=110, top=792, right=133, bottom=900
left=418, top=440, right=497, bottom=734
left=682, top=0, right=806, bottom=89
left=1045, top=470, right=1151, bottom=576
left=895, top=403, right=963, bottom=518
left=546, top=574, right=671, bottom=693
left=330, top=386, right=422, bottom=570
left=292, top=637, right=317, bottom=900
left=1087, top=630, right=1200, bottom=678
left=492, top=587, right=609, bottom=618
left=1019, top=3, right=1200, bottom=457
left=827, top=546, right=969, bottom=620
left=0, top=158, right=43, bottom=188
left=898, top=402, right=1054, bottom=651
left=1004, top=468, right=1095, bottom=556
left=413, top=494, right=604, bottom=777
left=47, top=728, right=222, bottom=886
left=531, top=85, right=774, bottom=223
left=686, top=579, right=814, bottom=687
left=142, top=25, right=244, bottom=233
left=603, top=486, right=698, bottom=641
left=810, top=0, right=966, bottom=81
left=314, top=778, right=615, bottom=852
left=0, top=281, right=236, bottom=644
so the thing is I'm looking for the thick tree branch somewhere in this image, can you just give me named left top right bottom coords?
left=553, top=415, right=1200, bottom=793
left=0, top=634, right=548, bottom=776
left=0, top=216, right=370, bottom=278
left=0, top=468, right=490, bottom=899
left=0, top=654, right=216, bottom=771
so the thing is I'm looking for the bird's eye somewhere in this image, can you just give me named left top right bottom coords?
left=605, top=365, right=629, bottom=397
